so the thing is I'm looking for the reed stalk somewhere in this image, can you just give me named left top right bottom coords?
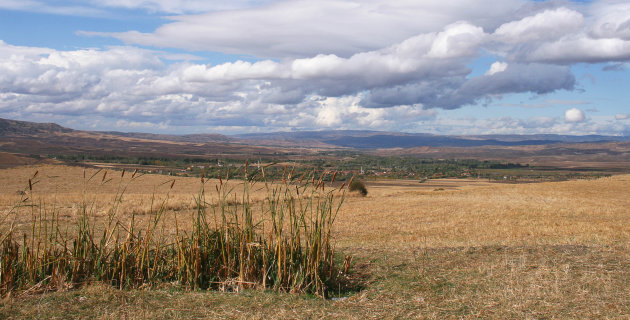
left=0, top=166, right=349, bottom=298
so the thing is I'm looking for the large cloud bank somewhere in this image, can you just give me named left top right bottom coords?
left=2, top=0, right=630, bottom=133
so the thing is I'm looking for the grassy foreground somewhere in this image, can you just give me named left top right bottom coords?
left=0, top=165, right=629, bottom=319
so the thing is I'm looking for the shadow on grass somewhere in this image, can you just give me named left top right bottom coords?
left=325, top=255, right=372, bottom=299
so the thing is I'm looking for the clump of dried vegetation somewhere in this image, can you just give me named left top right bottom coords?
left=0, top=165, right=350, bottom=298
left=348, top=179, right=367, bottom=196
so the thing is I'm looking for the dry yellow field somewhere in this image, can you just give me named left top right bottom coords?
left=1, top=164, right=629, bottom=319
left=337, top=175, right=630, bottom=249
left=4, top=164, right=628, bottom=248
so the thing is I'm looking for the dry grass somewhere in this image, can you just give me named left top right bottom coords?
left=0, top=164, right=346, bottom=297
left=1, top=164, right=629, bottom=319
left=335, top=175, right=630, bottom=249
left=0, top=164, right=270, bottom=235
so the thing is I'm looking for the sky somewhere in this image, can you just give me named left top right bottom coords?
left=1, top=0, right=630, bottom=136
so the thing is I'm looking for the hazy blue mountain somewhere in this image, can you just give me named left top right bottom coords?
left=2, top=118, right=628, bottom=150
left=233, top=130, right=629, bottom=148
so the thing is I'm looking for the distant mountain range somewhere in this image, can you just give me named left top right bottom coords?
left=234, top=130, right=630, bottom=149
left=2, top=118, right=629, bottom=150
left=2, top=118, right=630, bottom=169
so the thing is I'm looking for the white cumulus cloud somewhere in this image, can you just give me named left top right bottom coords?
left=4, top=0, right=630, bottom=135
left=485, top=62, right=508, bottom=75
left=565, top=108, right=586, bottom=123
left=493, top=8, right=584, bottom=44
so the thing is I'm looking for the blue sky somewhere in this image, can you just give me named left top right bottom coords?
left=1, top=0, right=629, bottom=135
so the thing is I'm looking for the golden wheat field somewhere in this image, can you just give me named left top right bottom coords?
left=1, top=164, right=629, bottom=319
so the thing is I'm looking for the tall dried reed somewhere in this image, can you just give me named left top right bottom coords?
left=0, top=165, right=348, bottom=298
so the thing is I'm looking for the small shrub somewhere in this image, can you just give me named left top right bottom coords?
left=349, top=179, right=368, bottom=196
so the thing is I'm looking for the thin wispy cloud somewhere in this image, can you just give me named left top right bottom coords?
left=0, top=0, right=105, bottom=16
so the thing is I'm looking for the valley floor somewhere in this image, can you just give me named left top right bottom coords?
left=0, top=164, right=628, bottom=319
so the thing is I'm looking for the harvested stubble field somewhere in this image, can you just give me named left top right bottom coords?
left=1, top=164, right=629, bottom=319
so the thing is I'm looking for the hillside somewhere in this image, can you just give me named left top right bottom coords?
left=1, top=118, right=630, bottom=170
left=0, top=118, right=283, bottom=159
left=0, top=118, right=73, bottom=136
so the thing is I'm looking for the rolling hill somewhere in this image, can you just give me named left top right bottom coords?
left=1, top=118, right=630, bottom=170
